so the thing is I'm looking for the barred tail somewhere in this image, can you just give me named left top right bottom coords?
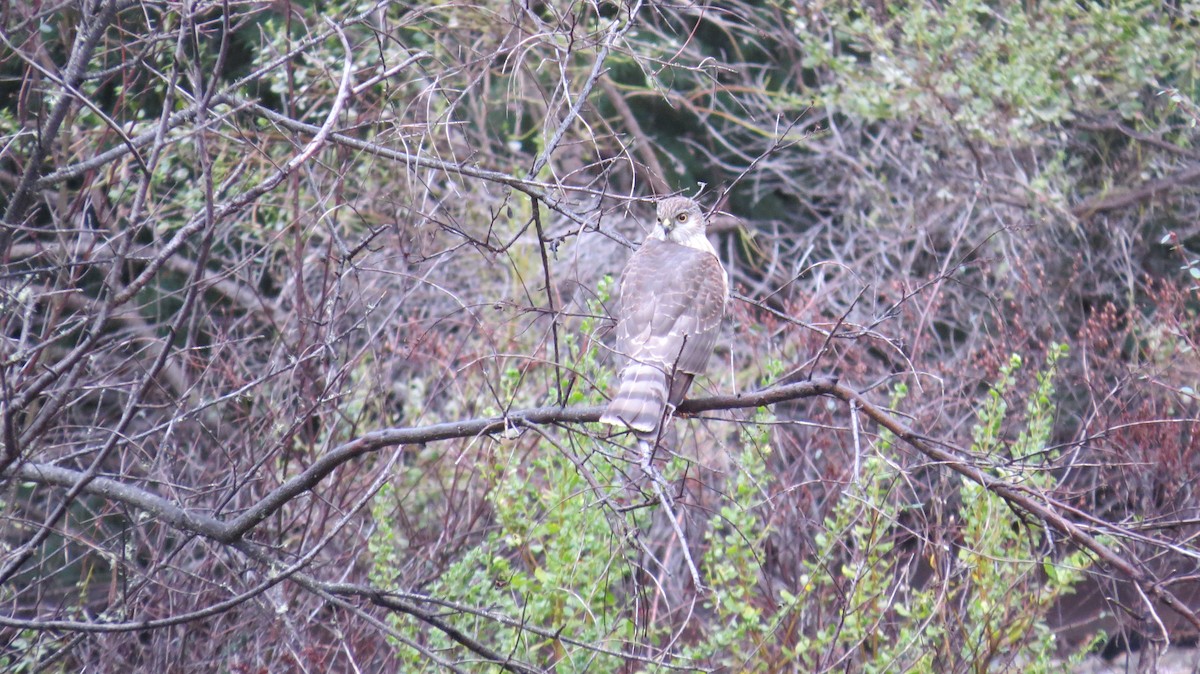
left=601, top=363, right=669, bottom=434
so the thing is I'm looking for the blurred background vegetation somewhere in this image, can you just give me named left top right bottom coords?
left=1, top=0, right=1198, bottom=671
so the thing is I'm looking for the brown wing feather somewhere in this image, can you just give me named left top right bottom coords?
left=603, top=239, right=727, bottom=434
left=671, top=253, right=727, bottom=375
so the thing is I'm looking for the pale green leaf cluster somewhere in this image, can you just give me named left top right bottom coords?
left=784, top=347, right=1099, bottom=671
left=793, top=0, right=1197, bottom=145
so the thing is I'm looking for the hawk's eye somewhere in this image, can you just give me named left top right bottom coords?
left=676, top=213, right=688, bottom=222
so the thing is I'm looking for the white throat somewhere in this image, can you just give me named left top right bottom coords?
left=652, top=226, right=717, bottom=256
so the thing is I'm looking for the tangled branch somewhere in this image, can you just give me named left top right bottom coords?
left=7, top=374, right=1198, bottom=639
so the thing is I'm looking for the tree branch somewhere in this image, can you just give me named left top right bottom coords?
left=0, top=0, right=119, bottom=258
left=1073, top=164, right=1200, bottom=220
left=6, top=374, right=1198, bottom=636
left=826, top=381, right=1200, bottom=634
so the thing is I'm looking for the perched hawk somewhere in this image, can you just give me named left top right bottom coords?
left=600, top=196, right=728, bottom=441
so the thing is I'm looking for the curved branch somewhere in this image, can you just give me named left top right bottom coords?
left=5, top=379, right=834, bottom=545
left=0, top=0, right=120, bottom=258
left=827, top=381, right=1200, bottom=634
left=7, top=374, right=1198, bottom=635
left=527, top=0, right=644, bottom=179
left=1073, top=164, right=1200, bottom=220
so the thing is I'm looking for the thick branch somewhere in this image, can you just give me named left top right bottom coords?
left=0, top=0, right=119, bottom=258
left=827, top=382, right=1200, bottom=634
left=1073, top=164, right=1200, bottom=219
left=5, top=381, right=832, bottom=545
left=6, top=375, right=1198, bottom=635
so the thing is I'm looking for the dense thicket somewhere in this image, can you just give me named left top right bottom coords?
left=1, top=1, right=1198, bottom=671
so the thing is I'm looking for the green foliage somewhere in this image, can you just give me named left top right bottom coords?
left=788, top=383, right=948, bottom=672
left=786, top=346, right=1097, bottom=672
left=955, top=343, right=1082, bottom=672
left=414, top=447, right=630, bottom=672
left=793, top=0, right=1197, bottom=145
left=563, top=274, right=615, bottom=407
left=685, top=356, right=786, bottom=669
left=10, top=0, right=1191, bottom=668
left=368, top=279, right=633, bottom=672
left=0, top=630, right=57, bottom=673
left=373, top=455, right=634, bottom=672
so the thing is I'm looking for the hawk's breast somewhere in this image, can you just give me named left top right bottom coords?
left=614, top=238, right=727, bottom=376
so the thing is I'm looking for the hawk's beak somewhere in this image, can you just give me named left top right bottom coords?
left=660, top=218, right=672, bottom=234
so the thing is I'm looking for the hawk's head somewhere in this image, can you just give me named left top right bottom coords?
left=653, top=196, right=710, bottom=252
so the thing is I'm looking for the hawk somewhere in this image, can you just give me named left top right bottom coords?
left=600, top=196, right=728, bottom=442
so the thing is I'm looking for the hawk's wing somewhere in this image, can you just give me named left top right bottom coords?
left=615, top=238, right=727, bottom=376
left=602, top=239, right=727, bottom=434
